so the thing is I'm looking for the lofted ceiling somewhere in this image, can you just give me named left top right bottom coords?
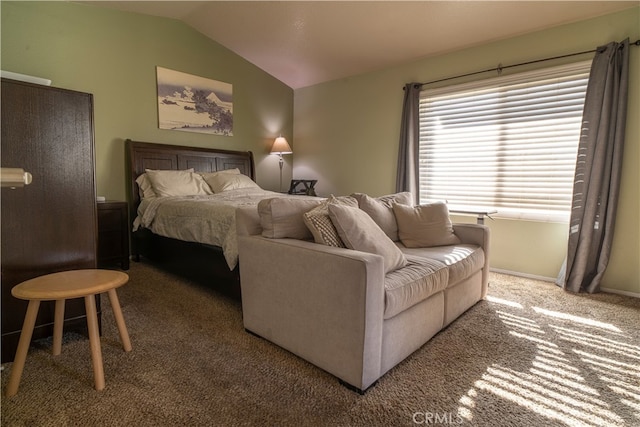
left=86, top=1, right=638, bottom=89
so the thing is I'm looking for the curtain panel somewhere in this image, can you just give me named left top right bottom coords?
left=396, top=83, right=421, bottom=203
left=563, top=39, right=630, bottom=293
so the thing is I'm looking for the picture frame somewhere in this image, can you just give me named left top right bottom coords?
left=156, top=66, right=233, bottom=136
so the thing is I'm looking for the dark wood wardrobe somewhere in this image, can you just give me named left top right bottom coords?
left=1, top=78, right=99, bottom=363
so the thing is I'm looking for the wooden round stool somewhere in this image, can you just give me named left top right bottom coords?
left=5, top=269, right=132, bottom=397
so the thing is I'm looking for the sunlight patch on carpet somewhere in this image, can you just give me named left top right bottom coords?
left=456, top=388, right=478, bottom=423
left=473, top=366, right=624, bottom=426
left=456, top=283, right=638, bottom=427
left=486, top=295, right=523, bottom=308
left=532, top=307, right=621, bottom=332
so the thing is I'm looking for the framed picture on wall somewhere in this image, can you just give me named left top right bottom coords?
left=156, top=66, right=233, bottom=136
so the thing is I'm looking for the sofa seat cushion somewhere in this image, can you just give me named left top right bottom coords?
left=398, top=244, right=485, bottom=287
left=383, top=255, right=448, bottom=320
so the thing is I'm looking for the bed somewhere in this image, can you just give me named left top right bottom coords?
left=126, top=139, right=283, bottom=297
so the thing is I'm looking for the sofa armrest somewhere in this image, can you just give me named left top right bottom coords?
left=453, top=223, right=491, bottom=297
left=453, top=223, right=489, bottom=249
left=238, top=235, right=385, bottom=391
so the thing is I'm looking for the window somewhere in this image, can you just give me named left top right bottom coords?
left=419, top=61, right=591, bottom=222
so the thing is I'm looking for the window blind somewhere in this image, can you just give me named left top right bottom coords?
left=418, top=61, right=591, bottom=222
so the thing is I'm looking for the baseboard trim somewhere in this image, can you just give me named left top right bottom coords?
left=490, top=268, right=640, bottom=298
left=490, top=268, right=556, bottom=283
left=600, top=287, right=640, bottom=298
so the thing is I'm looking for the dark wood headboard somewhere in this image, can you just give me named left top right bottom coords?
left=125, top=139, right=255, bottom=223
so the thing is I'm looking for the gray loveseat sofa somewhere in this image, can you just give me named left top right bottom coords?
left=236, top=193, right=490, bottom=393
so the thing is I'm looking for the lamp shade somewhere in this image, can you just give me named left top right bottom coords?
left=270, top=136, right=292, bottom=155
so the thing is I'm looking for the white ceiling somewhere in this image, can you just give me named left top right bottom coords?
left=86, top=1, right=638, bottom=89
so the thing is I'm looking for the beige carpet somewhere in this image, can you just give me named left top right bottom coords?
left=1, top=262, right=639, bottom=426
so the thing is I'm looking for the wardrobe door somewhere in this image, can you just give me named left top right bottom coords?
left=1, top=78, right=98, bottom=363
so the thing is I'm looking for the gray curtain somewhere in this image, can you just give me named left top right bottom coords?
left=396, top=83, right=421, bottom=203
left=563, top=39, right=630, bottom=293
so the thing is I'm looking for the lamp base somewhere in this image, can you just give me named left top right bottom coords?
left=278, top=156, right=284, bottom=192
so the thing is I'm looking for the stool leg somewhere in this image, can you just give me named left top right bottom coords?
left=53, top=299, right=65, bottom=356
left=6, top=300, right=41, bottom=397
left=107, top=289, right=132, bottom=352
left=84, top=295, right=105, bottom=391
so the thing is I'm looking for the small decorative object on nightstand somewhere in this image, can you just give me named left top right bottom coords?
left=97, top=201, right=129, bottom=270
left=288, top=179, right=318, bottom=196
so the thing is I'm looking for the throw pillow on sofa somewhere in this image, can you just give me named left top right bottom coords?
left=351, top=192, right=413, bottom=241
left=303, top=195, right=358, bottom=247
left=328, top=203, right=407, bottom=274
left=259, top=197, right=323, bottom=239
left=392, top=202, right=461, bottom=248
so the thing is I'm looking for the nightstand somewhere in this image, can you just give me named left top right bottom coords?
left=97, top=201, right=129, bottom=270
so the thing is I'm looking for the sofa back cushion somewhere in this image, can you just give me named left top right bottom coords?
left=259, top=197, right=323, bottom=239
left=393, top=202, right=461, bottom=248
left=352, top=192, right=413, bottom=241
left=328, top=204, right=407, bottom=274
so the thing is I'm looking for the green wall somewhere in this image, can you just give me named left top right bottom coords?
left=1, top=1, right=294, bottom=198
left=294, top=7, right=640, bottom=294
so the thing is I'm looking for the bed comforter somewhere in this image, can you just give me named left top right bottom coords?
left=134, top=188, right=292, bottom=270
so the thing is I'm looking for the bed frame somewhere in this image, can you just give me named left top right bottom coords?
left=125, top=139, right=256, bottom=298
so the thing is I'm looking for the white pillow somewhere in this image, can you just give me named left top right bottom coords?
left=206, top=173, right=260, bottom=193
left=135, top=173, right=158, bottom=199
left=144, top=169, right=212, bottom=197
left=392, top=202, right=461, bottom=248
left=199, top=168, right=241, bottom=188
left=328, top=204, right=407, bottom=274
left=136, top=168, right=196, bottom=199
